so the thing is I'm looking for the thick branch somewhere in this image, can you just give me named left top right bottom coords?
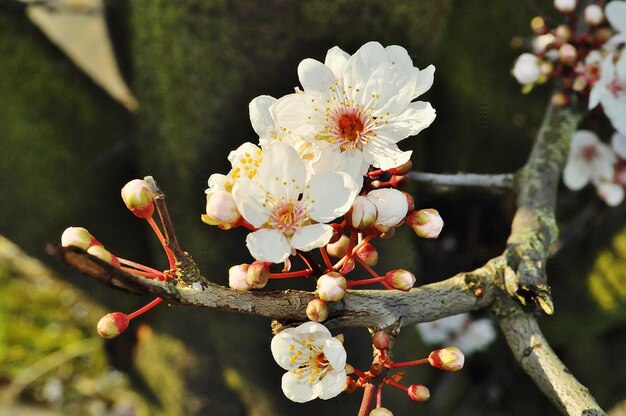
left=408, top=171, right=514, bottom=190
left=496, top=296, right=606, bottom=416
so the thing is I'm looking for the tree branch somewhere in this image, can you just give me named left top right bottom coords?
left=408, top=171, right=514, bottom=190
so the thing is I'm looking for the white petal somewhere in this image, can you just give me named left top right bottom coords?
left=572, top=130, right=600, bottom=149
left=246, top=229, right=292, bottom=263
left=294, top=321, right=332, bottom=338
left=324, top=46, right=351, bottom=81
left=271, top=330, right=299, bottom=370
left=281, top=371, right=317, bottom=403
left=291, top=224, right=333, bottom=252
left=232, top=177, right=271, bottom=228
left=364, top=138, right=412, bottom=171
left=306, top=172, right=359, bottom=222
left=343, top=41, right=387, bottom=91
left=272, top=93, right=318, bottom=137
left=612, top=132, right=626, bottom=159
left=257, top=142, right=306, bottom=200
left=249, top=95, right=277, bottom=138
left=363, top=62, right=417, bottom=115
left=385, top=45, right=413, bottom=67
left=206, top=173, right=228, bottom=194
left=603, top=96, right=626, bottom=135
left=388, top=100, right=437, bottom=139
left=597, top=182, right=624, bottom=206
left=367, top=188, right=409, bottom=227
left=563, top=160, right=591, bottom=190
left=339, top=149, right=368, bottom=184
left=228, top=142, right=262, bottom=166
left=588, top=83, right=605, bottom=109
left=413, top=64, right=435, bottom=97
left=298, top=58, right=337, bottom=93
left=606, top=1, right=626, bottom=33
left=322, top=337, right=347, bottom=370
left=316, top=369, right=346, bottom=400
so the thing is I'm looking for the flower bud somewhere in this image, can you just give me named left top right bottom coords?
left=87, top=245, right=120, bottom=267
left=356, top=243, right=378, bottom=267
left=388, top=160, right=413, bottom=175
left=97, top=312, right=129, bottom=339
left=428, top=346, right=465, bottom=372
left=559, top=43, right=577, bottom=66
left=346, top=196, right=378, bottom=231
left=406, top=209, right=444, bottom=239
left=246, top=261, right=270, bottom=289
left=61, top=227, right=96, bottom=250
left=344, top=377, right=358, bottom=394
left=367, top=188, right=409, bottom=231
left=554, top=24, right=572, bottom=42
left=372, top=331, right=390, bottom=350
left=385, top=269, right=415, bottom=291
left=306, top=298, right=329, bottom=322
left=402, top=192, right=415, bottom=212
left=389, top=175, right=408, bottom=187
left=229, top=264, right=253, bottom=291
left=407, top=384, right=430, bottom=402
left=554, top=0, right=576, bottom=13
left=369, top=362, right=383, bottom=376
left=317, top=272, right=348, bottom=302
left=584, top=4, right=603, bottom=25
left=121, top=179, right=155, bottom=219
left=532, top=34, right=556, bottom=54
left=369, top=408, right=393, bottom=416
left=551, top=92, right=570, bottom=107
left=340, top=258, right=356, bottom=274
left=572, top=75, right=587, bottom=92
left=203, top=190, right=241, bottom=229
left=512, top=53, right=540, bottom=85
left=327, top=234, right=350, bottom=258
left=530, top=16, right=547, bottom=35
left=344, top=363, right=354, bottom=375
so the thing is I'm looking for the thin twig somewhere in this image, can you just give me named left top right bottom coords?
left=408, top=171, right=515, bottom=190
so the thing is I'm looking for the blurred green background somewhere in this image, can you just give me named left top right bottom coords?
left=1, top=0, right=625, bottom=415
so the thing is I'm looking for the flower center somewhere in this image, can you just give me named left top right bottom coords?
left=338, top=113, right=364, bottom=142
left=610, top=77, right=625, bottom=98
left=268, top=201, right=308, bottom=237
left=581, top=145, right=597, bottom=161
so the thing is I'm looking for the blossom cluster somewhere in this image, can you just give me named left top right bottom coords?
left=512, top=0, right=626, bottom=205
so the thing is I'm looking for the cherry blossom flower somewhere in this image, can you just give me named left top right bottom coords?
left=563, top=130, right=616, bottom=190
left=416, top=313, right=496, bottom=356
left=233, top=142, right=358, bottom=263
left=605, top=1, right=626, bottom=50
left=589, top=52, right=626, bottom=135
left=612, top=131, right=626, bottom=158
left=597, top=181, right=624, bottom=206
left=272, top=41, right=436, bottom=181
left=271, top=322, right=347, bottom=402
left=512, top=53, right=541, bottom=85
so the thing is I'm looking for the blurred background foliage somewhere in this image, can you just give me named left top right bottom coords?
left=1, top=0, right=625, bottom=414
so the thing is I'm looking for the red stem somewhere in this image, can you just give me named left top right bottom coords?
left=388, top=358, right=429, bottom=368
left=146, top=217, right=176, bottom=270
left=347, top=276, right=386, bottom=287
left=118, top=257, right=164, bottom=275
left=385, top=379, right=408, bottom=392
left=127, top=297, right=163, bottom=320
left=352, top=367, right=369, bottom=380
left=120, top=266, right=165, bottom=280
left=357, top=383, right=375, bottom=416
left=319, top=247, right=333, bottom=271
left=269, top=269, right=313, bottom=279
left=376, top=384, right=383, bottom=408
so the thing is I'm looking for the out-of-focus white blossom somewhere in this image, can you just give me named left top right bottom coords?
left=512, top=53, right=541, bottom=84
left=554, top=0, right=577, bottom=13
left=584, top=4, right=604, bottom=25
left=416, top=313, right=496, bottom=355
left=605, top=1, right=626, bottom=50
left=589, top=52, right=626, bottom=135
left=563, top=130, right=616, bottom=190
left=271, top=322, right=347, bottom=402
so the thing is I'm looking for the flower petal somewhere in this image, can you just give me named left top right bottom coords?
left=299, top=58, right=336, bottom=93
left=306, top=172, right=359, bottom=222
left=246, top=229, right=292, bottom=263
left=272, top=93, right=318, bottom=137
left=612, top=132, right=626, bottom=159
left=291, top=224, right=333, bottom=252
left=323, top=337, right=347, bottom=370
left=606, top=0, right=626, bottom=33
left=597, top=182, right=625, bottom=206
left=324, top=46, right=351, bottom=81
left=282, top=371, right=318, bottom=403
left=364, top=138, right=412, bottom=171
left=249, top=95, right=277, bottom=138
left=257, top=142, right=306, bottom=200
left=343, top=41, right=387, bottom=91
left=316, top=369, right=347, bottom=400
left=413, top=64, right=435, bottom=97
left=232, top=177, right=271, bottom=228
left=271, top=329, right=300, bottom=370
left=294, top=321, right=332, bottom=339
left=563, top=159, right=591, bottom=190
left=387, top=100, right=437, bottom=139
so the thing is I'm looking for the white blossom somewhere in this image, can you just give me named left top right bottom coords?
left=513, top=53, right=541, bottom=84
left=589, top=52, right=626, bottom=135
left=271, top=322, right=347, bottom=402
left=597, top=181, right=625, bottom=206
left=554, top=0, right=577, bottom=13
left=272, top=41, right=436, bottom=181
left=232, top=142, right=358, bottom=263
left=612, top=131, right=626, bottom=158
left=605, top=1, right=626, bottom=50
left=416, top=313, right=496, bottom=356
left=563, top=130, right=616, bottom=190
left=366, top=188, right=409, bottom=231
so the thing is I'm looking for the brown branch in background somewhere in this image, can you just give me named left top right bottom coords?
left=408, top=171, right=515, bottom=191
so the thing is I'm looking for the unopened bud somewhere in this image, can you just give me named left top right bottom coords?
left=369, top=408, right=393, bottom=416
left=306, top=298, right=329, bottom=322
left=61, top=227, right=96, bottom=250
left=229, top=264, right=253, bottom=291
left=245, top=261, right=270, bottom=288
left=87, top=245, right=120, bottom=267
left=347, top=196, right=378, bottom=231
left=372, top=331, right=390, bottom=350
left=335, top=334, right=345, bottom=344
left=388, top=160, right=413, bottom=175
left=551, top=92, right=570, bottom=107
left=356, top=243, right=378, bottom=267
left=554, top=24, right=572, bottom=41
left=572, top=75, right=588, bottom=92
left=203, top=190, right=241, bottom=229
left=367, top=188, right=409, bottom=231
left=385, top=269, right=416, bottom=291
left=344, top=364, right=354, bottom=375
left=317, top=272, right=348, bottom=302
left=512, top=53, right=540, bottom=85
left=344, top=377, right=358, bottom=394
left=532, top=34, right=555, bottom=54
left=584, top=4, right=603, bottom=25
left=402, top=191, right=415, bottom=211
left=121, top=179, right=155, bottom=219
left=407, top=384, right=430, bottom=402
left=369, top=362, right=383, bottom=376
left=554, top=0, right=576, bottom=13
left=594, top=27, right=612, bottom=44
left=530, top=16, right=547, bottom=34
left=407, top=209, right=444, bottom=239
left=559, top=43, right=577, bottom=65
left=327, top=235, right=350, bottom=258
left=428, top=346, right=465, bottom=372
left=97, top=312, right=129, bottom=339
left=340, top=258, right=356, bottom=274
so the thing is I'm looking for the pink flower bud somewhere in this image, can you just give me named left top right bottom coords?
left=327, top=234, right=350, bottom=258
left=317, top=272, right=348, bottom=302
left=203, top=190, right=241, bottom=229
left=559, top=43, right=577, bottom=66
left=87, top=245, right=120, bottom=267
left=246, top=261, right=270, bottom=289
left=340, top=258, right=356, bottom=274
left=554, top=0, right=576, bottom=13
left=229, top=264, right=253, bottom=291
left=367, top=188, right=409, bottom=231
left=428, top=346, right=465, bottom=372
left=402, top=192, right=415, bottom=212
left=369, top=408, right=393, bottom=416
left=97, top=312, right=129, bottom=339
left=347, top=196, right=378, bottom=231
left=584, top=4, right=603, bottom=25
left=555, top=24, right=572, bottom=41
left=532, top=34, right=555, bottom=54
left=121, top=179, right=155, bottom=219
left=512, top=53, right=540, bottom=84
left=372, top=331, right=390, bottom=350
left=385, top=269, right=415, bottom=291
left=356, top=243, right=378, bottom=267
left=406, top=209, right=444, bottom=239
left=306, top=298, right=329, bottom=322
left=61, top=227, right=96, bottom=250
left=407, top=384, right=430, bottom=402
